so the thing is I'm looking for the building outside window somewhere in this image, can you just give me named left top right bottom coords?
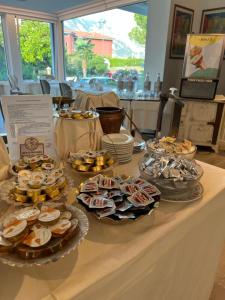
left=16, top=18, right=55, bottom=81
left=0, top=16, right=8, bottom=81
left=63, top=2, right=148, bottom=90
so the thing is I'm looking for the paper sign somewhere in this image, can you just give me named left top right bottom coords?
left=1, top=95, right=55, bottom=160
left=183, top=34, right=225, bottom=79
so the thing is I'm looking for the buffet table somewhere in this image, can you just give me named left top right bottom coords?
left=1, top=152, right=225, bottom=300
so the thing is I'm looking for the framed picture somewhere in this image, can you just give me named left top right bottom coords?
left=200, top=7, right=225, bottom=58
left=182, top=34, right=225, bottom=79
left=170, top=5, right=194, bottom=59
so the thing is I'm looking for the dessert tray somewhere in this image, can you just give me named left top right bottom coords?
left=68, top=150, right=117, bottom=176
left=57, top=109, right=99, bottom=120
left=0, top=169, right=74, bottom=206
left=147, top=136, right=196, bottom=159
left=10, top=154, right=61, bottom=176
left=76, top=174, right=160, bottom=223
left=0, top=203, right=89, bottom=267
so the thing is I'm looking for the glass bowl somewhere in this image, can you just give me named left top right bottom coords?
left=146, top=139, right=197, bottom=160
left=139, top=153, right=203, bottom=193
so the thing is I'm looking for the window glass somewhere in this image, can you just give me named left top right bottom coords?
left=17, top=19, right=54, bottom=80
left=0, top=16, right=8, bottom=81
left=63, top=2, right=148, bottom=90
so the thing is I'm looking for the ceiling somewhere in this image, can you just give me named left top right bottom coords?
left=0, top=0, right=96, bottom=14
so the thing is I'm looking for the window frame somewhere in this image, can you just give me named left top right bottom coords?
left=0, top=14, right=9, bottom=82
left=15, top=16, right=57, bottom=82
left=62, top=1, right=148, bottom=81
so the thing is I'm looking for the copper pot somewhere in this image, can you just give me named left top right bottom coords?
left=96, top=107, right=125, bottom=134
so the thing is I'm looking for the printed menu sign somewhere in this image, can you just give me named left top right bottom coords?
left=1, top=95, right=55, bottom=160
left=183, top=34, right=225, bottom=79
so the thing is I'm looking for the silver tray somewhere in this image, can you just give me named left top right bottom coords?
left=0, top=175, right=74, bottom=206
left=0, top=205, right=89, bottom=267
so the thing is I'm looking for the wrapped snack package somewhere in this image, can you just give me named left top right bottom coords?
left=77, top=175, right=161, bottom=221
left=141, top=152, right=201, bottom=182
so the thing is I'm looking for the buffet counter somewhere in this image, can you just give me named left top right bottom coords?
left=1, top=152, right=225, bottom=300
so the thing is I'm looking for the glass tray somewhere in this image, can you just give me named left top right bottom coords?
left=0, top=175, right=74, bottom=207
left=0, top=205, right=89, bottom=267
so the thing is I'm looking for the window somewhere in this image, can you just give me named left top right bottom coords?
left=63, top=2, right=148, bottom=90
left=0, top=16, right=8, bottom=81
left=16, top=18, right=55, bottom=80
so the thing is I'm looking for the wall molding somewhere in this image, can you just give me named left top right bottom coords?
left=0, top=5, right=57, bottom=21
left=0, top=0, right=142, bottom=22
left=57, top=0, right=143, bottom=20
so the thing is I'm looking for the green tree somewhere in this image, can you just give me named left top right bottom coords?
left=0, top=19, right=7, bottom=81
left=19, top=20, right=52, bottom=79
left=129, top=14, right=147, bottom=45
left=75, top=38, right=94, bottom=77
left=88, top=55, right=107, bottom=75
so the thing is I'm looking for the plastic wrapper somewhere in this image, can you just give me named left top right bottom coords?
left=128, top=191, right=155, bottom=207
left=76, top=175, right=161, bottom=222
left=141, top=152, right=201, bottom=182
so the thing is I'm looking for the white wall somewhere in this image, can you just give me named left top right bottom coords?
left=162, top=0, right=201, bottom=93
left=144, top=0, right=172, bottom=84
left=198, top=0, right=225, bottom=94
left=163, top=0, right=225, bottom=94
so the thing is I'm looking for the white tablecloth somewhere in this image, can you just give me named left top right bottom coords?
left=0, top=153, right=225, bottom=300
left=131, top=100, right=160, bottom=130
left=0, top=136, right=10, bottom=181
left=54, top=117, right=103, bottom=160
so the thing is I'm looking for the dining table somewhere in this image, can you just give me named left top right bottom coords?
left=0, top=151, right=225, bottom=300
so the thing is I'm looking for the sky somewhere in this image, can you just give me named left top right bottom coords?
left=64, top=9, right=145, bottom=58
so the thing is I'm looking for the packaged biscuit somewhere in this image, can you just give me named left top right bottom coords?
left=80, top=181, right=98, bottom=193
left=98, top=176, right=118, bottom=190
left=89, top=198, right=114, bottom=209
left=120, top=184, right=140, bottom=195
left=77, top=193, right=92, bottom=206
left=96, top=207, right=116, bottom=218
left=128, top=191, right=155, bottom=207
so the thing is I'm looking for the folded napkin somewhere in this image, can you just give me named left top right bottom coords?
left=0, top=137, right=10, bottom=181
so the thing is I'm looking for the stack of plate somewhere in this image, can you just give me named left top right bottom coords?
left=101, top=134, right=134, bottom=163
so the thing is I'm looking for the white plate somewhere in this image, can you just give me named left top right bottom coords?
left=104, top=150, right=133, bottom=155
left=102, top=144, right=133, bottom=150
left=102, top=142, right=134, bottom=148
left=102, top=134, right=134, bottom=145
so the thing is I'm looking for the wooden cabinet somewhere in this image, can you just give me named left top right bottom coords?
left=178, top=98, right=225, bottom=152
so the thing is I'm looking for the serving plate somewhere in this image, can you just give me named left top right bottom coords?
left=0, top=205, right=89, bottom=267
left=0, top=175, right=74, bottom=206
left=55, top=110, right=99, bottom=121
left=102, top=133, right=134, bottom=145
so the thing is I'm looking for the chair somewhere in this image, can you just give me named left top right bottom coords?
left=40, top=79, right=51, bottom=94
left=75, top=90, right=120, bottom=111
left=59, top=83, right=73, bottom=99
left=131, top=93, right=168, bottom=140
left=8, top=75, right=24, bottom=95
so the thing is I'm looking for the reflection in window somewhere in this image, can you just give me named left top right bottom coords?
left=0, top=16, right=8, bottom=81
left=17, top=19, right=54, bottom=80
left=63, top=2, right=148, bottom=90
